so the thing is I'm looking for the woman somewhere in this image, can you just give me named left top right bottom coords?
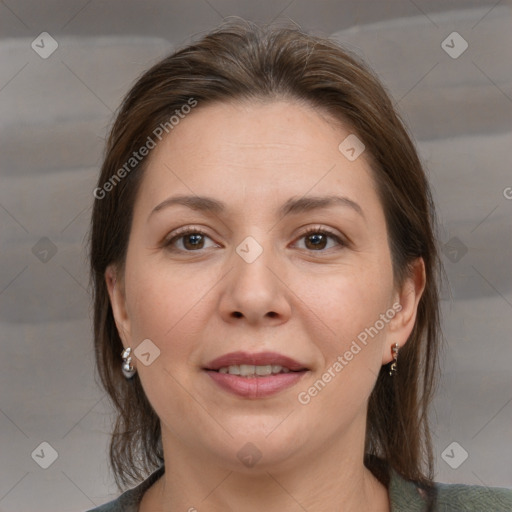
left=87, top=19, right=512, bottom=512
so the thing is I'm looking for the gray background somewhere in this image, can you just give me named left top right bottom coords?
left=1, top=0, right=511, bottom=510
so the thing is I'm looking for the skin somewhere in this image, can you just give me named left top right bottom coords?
left=106, top=99, right=425, bottom=512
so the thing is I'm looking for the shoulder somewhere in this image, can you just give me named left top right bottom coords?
left=84, top=491, right=137, bottom=512
left=84, top=466, right=165, bottom=512
left=389, top=468, right=512, bottom=511
left=85, top=499, right=122, bottom=512
left=434, top=480, right=512, bottom=511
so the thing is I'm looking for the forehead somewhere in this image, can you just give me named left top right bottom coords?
left=149, top=99, right=350, bottom=165
left=136, top=100, right=381, bottom=218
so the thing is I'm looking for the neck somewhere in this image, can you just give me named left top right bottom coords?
left=145, top=426, right=390, bottom=512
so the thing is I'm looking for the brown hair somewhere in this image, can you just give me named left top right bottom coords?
left=89, top=18, right=442, bottom=491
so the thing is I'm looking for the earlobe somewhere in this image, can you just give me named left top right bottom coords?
left=383, top=258, right=426, bottom=364
left=105, top=265, right=131, bottom=345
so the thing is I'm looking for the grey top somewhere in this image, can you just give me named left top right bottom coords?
left=86, top=464, right=512, bottom=511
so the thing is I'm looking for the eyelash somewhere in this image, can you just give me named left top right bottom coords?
left=163, top=225, right=347, bottom=253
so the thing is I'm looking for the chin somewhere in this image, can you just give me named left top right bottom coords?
left=202, top=423, right=309, bottom=471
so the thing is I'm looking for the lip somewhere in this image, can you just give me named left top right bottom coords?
left=204, top=351, right=307, bottom=372
left=203, top=351, right=309, bottom=399
left=205, top=371, right=307, bottom=398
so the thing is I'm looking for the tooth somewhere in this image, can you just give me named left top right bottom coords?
left=216, top=364, right=295, bottom=376
left=239, top=364, right=255, bottom=376
left=228, top=365, right=240, bottom=375
left=256, top=365, right=272, bottom=376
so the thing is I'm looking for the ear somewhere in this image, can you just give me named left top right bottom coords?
left=105, top=265, right=132, bottom=348
left=382, top=257, right=426, bottom=364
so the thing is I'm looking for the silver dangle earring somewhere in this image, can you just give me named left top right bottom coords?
left=121, top=347, right=136, bottom=379
left=389, top=343, right=399, bottom=376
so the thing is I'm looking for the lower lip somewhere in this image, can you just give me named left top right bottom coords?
left=205, top=370, right=307, bottom=398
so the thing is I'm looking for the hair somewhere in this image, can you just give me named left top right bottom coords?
left=89, top=18, right=443, bottom=493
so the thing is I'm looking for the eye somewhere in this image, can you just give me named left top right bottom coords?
left=293, top=226, right=346, bottom=252
left=163, top=227, right=219, bottom=252
left=163, top=225, right=347, bottom=253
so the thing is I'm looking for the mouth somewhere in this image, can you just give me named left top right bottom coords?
left=212, top=364, right=298, bottom=377
left=203, top=351, right=309, bottom=398
left=203, top=351, right=308, bottom=374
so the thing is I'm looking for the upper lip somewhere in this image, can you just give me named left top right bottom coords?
left=204, top=351, right=308, bottom=371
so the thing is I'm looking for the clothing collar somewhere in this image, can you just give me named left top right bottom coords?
left=114, top=461, right=434, bottom=511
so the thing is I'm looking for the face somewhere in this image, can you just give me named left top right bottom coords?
left=108, top=100, right=423, bottom=473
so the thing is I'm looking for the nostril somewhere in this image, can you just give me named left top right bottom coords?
left=232, top=311, right=243, bottom=318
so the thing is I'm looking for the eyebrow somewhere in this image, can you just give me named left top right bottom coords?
left=149, top=194, right=365, bottom=221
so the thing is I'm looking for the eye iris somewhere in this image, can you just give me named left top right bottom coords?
left=176, top=231, right=335, bottom=251
left=305, top=233, right=327, bottom=250
left=184, top=233, right=204, bottom=250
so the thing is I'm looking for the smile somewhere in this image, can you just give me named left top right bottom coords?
left=203, top=351, right=309, bottom=398
left=216, top=364, right=293, bottom=376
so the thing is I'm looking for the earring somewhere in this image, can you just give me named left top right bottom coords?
left=121, top=347, right=136, bottom=379
left=389, top=343, right=399, bottom=376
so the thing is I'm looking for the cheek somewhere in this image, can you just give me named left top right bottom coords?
left=293, top=261, right=394, bottom=418
left=123, top=260, right=206, bottom=415
left=292, top=262, right=393, bottom=350
left=124, top=255, right=214, bottom=362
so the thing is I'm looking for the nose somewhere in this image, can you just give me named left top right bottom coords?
left=218, top=239, right=292, bottom=326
